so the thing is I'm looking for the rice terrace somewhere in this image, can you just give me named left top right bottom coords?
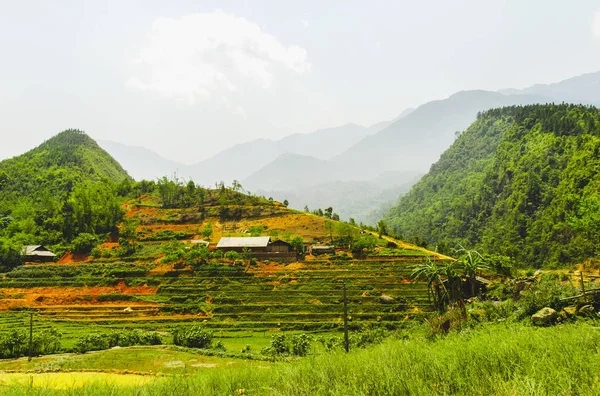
left=2, top=3, right=600, bottom=394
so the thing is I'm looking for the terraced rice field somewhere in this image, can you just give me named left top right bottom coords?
left=0, top=258, right=438, bottom=347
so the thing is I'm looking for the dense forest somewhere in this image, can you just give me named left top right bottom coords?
left=0, top=130, right=133, bottom=270
left=385, top=104, right=600, bottom=268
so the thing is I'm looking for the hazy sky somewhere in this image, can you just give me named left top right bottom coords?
left=1, top=0, right=599, bottom=164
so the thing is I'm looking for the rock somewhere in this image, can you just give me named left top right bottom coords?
left=123, top=307, right=133, bottom=313
left=578, top=304, right=595, bottom=317
left=531, top=307, right=557, bottom=325
left=562, top=306, right=577, bottom=317
left=380, top=295, right=396, bottom=304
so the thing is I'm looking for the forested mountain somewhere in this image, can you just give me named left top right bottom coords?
left=385, top=104, right=600, bottom=267
left=0, top=130, right=132, bottom=270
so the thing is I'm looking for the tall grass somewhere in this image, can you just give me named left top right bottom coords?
left=3, top=322, right=599, bottom=395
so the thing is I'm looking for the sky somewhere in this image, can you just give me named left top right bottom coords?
left=0, top=0, right=599, bottom=164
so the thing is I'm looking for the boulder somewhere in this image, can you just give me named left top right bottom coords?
left=578, top=304, right=595, bottom=317
left=123, top=307, right=133, bottom=313
left=562, top=306, right=578, bottom=317
left=380, top=295, right=396, bottom=304
left=531, top=307, right=557, bottom=325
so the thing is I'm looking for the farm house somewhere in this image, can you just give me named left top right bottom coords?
left=216, top=237, right=295, bottom=262
left=22, top=245, right=57, bottom=263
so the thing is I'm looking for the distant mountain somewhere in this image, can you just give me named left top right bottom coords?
left=187, top=123, right=373, bottom=185
left=384, top=104, right=600, bottom=267
left=500, top=70, right=600, bottom=105
left=367, top=108, right=415, bottom=134
left=98, top=140, right=187, bottom=181
left=258, top=173, right=422, bottom=225
left=243, top=153, right=341, bottom=192
left=333, top=90, right=550, bottom=179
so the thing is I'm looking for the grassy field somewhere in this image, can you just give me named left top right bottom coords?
left=0, top=322, right=598, bottom=395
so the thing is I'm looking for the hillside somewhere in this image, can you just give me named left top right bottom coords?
left=0, top=130, right=131, bottom=270
left=385, top=104, right=600, bottom=267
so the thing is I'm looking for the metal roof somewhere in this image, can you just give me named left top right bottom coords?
left=22, top=245, right=56, bottom=257
left=217, top=237, right=271, bottom=248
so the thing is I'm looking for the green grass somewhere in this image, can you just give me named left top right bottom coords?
left=1, top=322, right=599, bottom=395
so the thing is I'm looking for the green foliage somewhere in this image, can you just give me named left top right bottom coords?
left=173, top=325, right=213, bottom=349
left=290, top=236, right=304, bottom=255
left=76, top=330, right=161, bottom=353
left=202, top=222, right=213, bottom=240
left=515, top=273, right=577, bottom=317
left=351, top=234, right=378, bottom=257
left=71, top=233, right=97, bottom=254
left=225, top=250, right=240, bottom=261
left=386, top=104, right=600, bottom=267
left=0, top=327, right=62, bottom=358
left=248, top=225, right=265, bottom=237
left=0, top=238, right=24, bottom=272
left=0, top=130, right=129, bottom=256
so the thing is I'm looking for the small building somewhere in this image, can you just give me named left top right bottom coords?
left=217, top=237, right=272, bottom=253
left=22, top=245, right=56, bottom=263
left=311, top=245, right=335, bottom=255
left=216, top=237, right=295, bottom=262
left=190, top=239, right=210, bottom=247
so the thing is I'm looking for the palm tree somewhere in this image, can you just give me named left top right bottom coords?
left=411, top=258, right=449, bottom=312
left=456, top=246, right=488, bottom=297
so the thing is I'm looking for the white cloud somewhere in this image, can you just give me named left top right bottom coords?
left=302, top=20, right=309, bottom=29
left=127, top=10, right=310, bottom=105
left=594, top=11, right=600, bottom=38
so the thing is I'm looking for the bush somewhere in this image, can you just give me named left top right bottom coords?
left=76, top=330, right=162, bottom=353
left=173, top=325, right=213, bottom=349
left=291, top=334, right=311, bottom=356
left=72, top=233, right=98, bottom=254
left=225, top=250, right=240, bottom=261
left=76, top=333, right=109, bottom=353
left=516, top=274, right=577, bottom=318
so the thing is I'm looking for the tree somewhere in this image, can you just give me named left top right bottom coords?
left=324, top=220, right=334, bottom=243
left=71, top=233, right=97, bottom=254
left=324, top=207, right=333, bottom=219
left=202, top=223, right=213, bottom=240
left=157, top=175, right=181, bottom=208
left=457, top=246, right=488, bottom=297
left=332, top=213, right=340, bottom=221
left=377, top=220, right=388, bottom=238
left=410, top=258, right=449, bottom=312
left=304, top=205, right=309, bottom=212
left=283, top=199, right=289, bottom=207
left=290, top=236, right=304, bottom=256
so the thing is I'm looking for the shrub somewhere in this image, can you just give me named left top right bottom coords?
left=291, top=334, right=311, bottom=356
left=516, top=274, right=577, bottom=318
left=76, top=333, right=109, bottom=353
left=173, top=325, right=213, bottom=349
left=72, top=233, right=98, bottom=254
left=225, top=250, right=240, bottom=261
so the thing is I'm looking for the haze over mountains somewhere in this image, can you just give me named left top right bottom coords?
left=99, top=71, right=600, bottom=224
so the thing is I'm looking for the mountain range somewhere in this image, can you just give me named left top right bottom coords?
left=98, top=71, right=600, bottom=224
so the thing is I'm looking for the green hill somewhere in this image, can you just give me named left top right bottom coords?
left=0, top=129, right=131, bottom=269
left=384, top=104, right=600, bottom=267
